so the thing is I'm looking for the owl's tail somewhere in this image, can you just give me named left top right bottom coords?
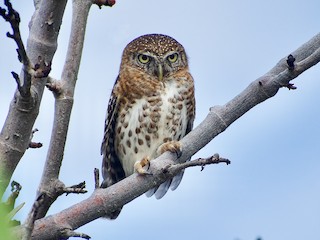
left=145, top=170, right=185, bottom=199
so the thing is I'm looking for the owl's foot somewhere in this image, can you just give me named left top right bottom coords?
left=134, top=157, right=152, bottom=175
left=158, top=140, right=182, bottom=158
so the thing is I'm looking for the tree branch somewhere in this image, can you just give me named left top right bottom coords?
left=0, top=0, right=32, bottom=98
left=22, top=193, right=45, bottom=240
left=64, top=182, right=87, bottom=195
left=5, top=18, right=24, bottom=60
left=32, top=0, right=93, bottom=220
left=94, top=168, right=100, bottom=189
left=0, top=1, right=52, bottom=98
left=0, top=0, right=67, bottom=198
left=170, top=154, right=231, bottom=173
left=177, top=33, right=320, bottom=165
left=22, top=152, right=228, bottom=239
left=18, top=31, right=320, bottom=240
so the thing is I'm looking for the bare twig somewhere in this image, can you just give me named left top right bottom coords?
left=0, top=0, right=27, bottom=66
left=178, top=154, right=231, bottom=172
left=61, top=229, right=91, bottom=239
left=94, top=168, right=100, bottom=189
left=64, top=182, right=87, bottom=195
left=160, top=154, right=230, bottom=175
left=0, top=0, right=32, bottom=98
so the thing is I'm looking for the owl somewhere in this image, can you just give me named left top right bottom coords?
left=101, top=34, right=195, bottom=218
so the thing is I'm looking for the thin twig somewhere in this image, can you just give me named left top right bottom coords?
left=0, top=1, right=51, bottom=98
left=94, top=168, right=100, bottom=189
left=64, top=182, right=87, bottom=196
left=168, top=154, right=230, bottom=173
left=0, top=0, right=32, bottom=98
left=0, top=0, right=28, bottom=66
left=61, top=229, right=91, bottom=239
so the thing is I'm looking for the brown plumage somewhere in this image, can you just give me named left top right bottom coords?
left=101, top=34, right=195, bottom=219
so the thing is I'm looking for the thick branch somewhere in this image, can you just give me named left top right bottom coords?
left=22, top=32, right=320, bottom=240
left=177, top=33, right=320, bottom=164
left=22, top=152, right=227, bottom=239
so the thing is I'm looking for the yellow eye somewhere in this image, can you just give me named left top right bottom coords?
left=167, top=53, right=178, bottom=63
left=138, top=54, right=150, bottom=64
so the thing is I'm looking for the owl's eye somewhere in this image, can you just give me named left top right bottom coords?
left=138, top=54, right=150, bottom=64
left=167, top=53, right=178, bottom=63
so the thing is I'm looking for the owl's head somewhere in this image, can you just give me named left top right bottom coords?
left=120, top=34, right=189, bottom=81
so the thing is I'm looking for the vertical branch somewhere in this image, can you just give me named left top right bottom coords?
left=33, top=0, right=93, bottom=220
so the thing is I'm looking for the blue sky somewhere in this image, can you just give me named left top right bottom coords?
left=1, top=1, right=320, bottom=239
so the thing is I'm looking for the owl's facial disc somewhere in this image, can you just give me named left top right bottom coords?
left=137, top=53, right=165, bottom=81
left=136, top=51, right=183, bottom=82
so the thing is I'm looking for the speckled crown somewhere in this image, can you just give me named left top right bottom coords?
left=124, top=34, right=185, bottom=56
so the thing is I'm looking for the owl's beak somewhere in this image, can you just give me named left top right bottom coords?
left=157, top=63, right=163, bottom=81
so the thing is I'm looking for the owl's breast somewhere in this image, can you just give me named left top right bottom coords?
left=115, top=80, right=191, bottom=176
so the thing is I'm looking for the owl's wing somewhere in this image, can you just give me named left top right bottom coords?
left=146, top=112, right=195, bottom=199
left=101, top=76, right=126, bottom=189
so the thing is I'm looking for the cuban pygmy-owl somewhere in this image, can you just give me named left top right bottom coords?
left=101, top=33, right=195, bottom=218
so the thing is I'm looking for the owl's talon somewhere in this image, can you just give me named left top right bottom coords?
left=158, top=141, right=182, bottom=158
left=134, top=157, right=152, bottom=175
